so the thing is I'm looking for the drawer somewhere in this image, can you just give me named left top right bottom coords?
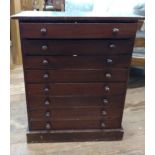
left=24, top=55, right=131, bottom=69
left=27, top=95, right=124, bottom=110
left=22, top=39, right=134, bottom=55
left=26, top=83, right=126, bottom=96
left=29, top=106, right=122, bottom=120
left=29, top=119, right=121, bottom=130
left=20, top=23, right=137, bottom=39
left=25, top=69, right=129, bottom=83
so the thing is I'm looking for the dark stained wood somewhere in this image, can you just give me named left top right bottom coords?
left=26, top=83, right=126, bottom=96
left=12, top=11, right=139, bottom=142
left=29, top=118, right=121, bottom=130
left=27, top=95, right=124, bottom=110
left=25, top=69, right=129, bottom=83
left=20, top=23, right=137, bottom=39
left=27, top=128, right=124, bottom=143
left=29, top=106, right=122, bottom=120
left=24, top=55, right=132, bottom=69
left=22, top=39, right=134, bottom=55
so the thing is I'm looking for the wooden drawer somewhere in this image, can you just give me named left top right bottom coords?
left=27, top=96, right=125, bottom=110
left=29, top=106, right=122, bottom=120
left=26, top=83, right=126, bottom=96
left=22, top=39, right=134, bottom=55
left=29, top=119, right=121, bottom=130
left=20, top=23, right=137, bottom=39
left=24, top=55, right=131, bottom=69
left=25, top=69, right=129, bottom=83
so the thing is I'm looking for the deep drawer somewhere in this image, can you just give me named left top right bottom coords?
left=24, top=55, right=131, bottom=69
left=26, top=83, right=126, bottom=96
left=29, top=119, right=121, bottom=130
left=22, top=39, right=134, bottom=55
left=29, top=106, right=122, bottom=120
left=20, top=23, right=137, bottom=39
left=27, top=95, right=125, bottom=110
left=25, top=69, right=129, bottom=83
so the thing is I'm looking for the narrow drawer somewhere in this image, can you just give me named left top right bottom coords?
left=27, top=96, right=125, bottom=110
left=26, top=83, right=126, bottom=96
left=20, top=23, right=137, bottom=39
left=24, top=55, right=131, bottom=69
left=25, top=69, right=129, bottom=83
left=22, top=39, right=134, bottom=55
left=29, top=106, right=122, bottom=120
left=29, top=119, right=121, bottom=130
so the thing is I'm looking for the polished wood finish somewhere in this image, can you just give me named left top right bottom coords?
left=12, top=11, right=142, bottom=143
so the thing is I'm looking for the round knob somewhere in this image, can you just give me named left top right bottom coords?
left=112, top=28, right=119, bottom=33
left=42, top=60, right=48, bottom=65
left=105, top=86, right=110, bottom=92
left=109, top=44, right=116, bottom=48
left=101, top=122, right=106, bottom=128
left=102, top=98, right=108, bottom=104
left=106, top=58, right=113, bottom=64
left=42, top=45, right=48, bottom=51
left=44, top=100, right=50, bottom=105
left=45, top=111, right=51, bottom=117
left=105, top=73, right=112, bottom=79
left=44, top=87, right=49, bottom=92
left=40, top=27, right=47, bottom=34
left=45, top=123, right=51, bottom=129
left=43, top=73, right=49, bottom=79
left=102, top=110, right=107, bottom=116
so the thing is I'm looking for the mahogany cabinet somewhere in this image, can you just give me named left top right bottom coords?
left=12, top=11, right=143, bottom=143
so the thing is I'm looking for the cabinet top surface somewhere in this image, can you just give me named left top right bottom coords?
left=12, top=11, right=144, bottom=22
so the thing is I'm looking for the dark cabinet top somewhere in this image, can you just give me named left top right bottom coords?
left=11, top=11, right=144, bottom=22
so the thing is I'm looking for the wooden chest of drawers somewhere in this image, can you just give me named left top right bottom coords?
left=12, top=11, right=143, bottom=143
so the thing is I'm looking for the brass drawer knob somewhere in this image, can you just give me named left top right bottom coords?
left=44, top=100, right=50, bottom=105
left=101, top=122, right=106, bottom=128
left=102, top=98, right=108, bottom=104
left=112, top=28, right=119, bottom=34
left=109, top=44, right=116, bottom=48
left=105, top=86, right=110, bottom=92
left=42, top=60, right=48, bottom=65
left=105, top=73, right=112, bottom=79
left=40, top=27, right=47, bottom=34
left=44, top=87, right=49, bottom=92
left=43, top=73, right=49, bottom=79
left=45, top=123, right=51, bottom=129
left=106, top=58, right=113, bottom=64
left=42, top=45, right=48, bottom=51
left=102, top=110, right=107, bottom=116
left=45, top=111, right=51, bottom=117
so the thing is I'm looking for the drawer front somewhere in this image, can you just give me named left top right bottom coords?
left=26, top=83, right=126, bottom=96
left=25, top=69, right=129, bottom=83
left=22, top=39, right=133, bottom=55
left=24, top=55, right=131, bottom=69
left=29, top=119, right=121, bottom=130
left=29, top=106, right=122, bottom=120
left=20, top=23, right=137, bottom=39
left=27, top=95, right=124, bottom=110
